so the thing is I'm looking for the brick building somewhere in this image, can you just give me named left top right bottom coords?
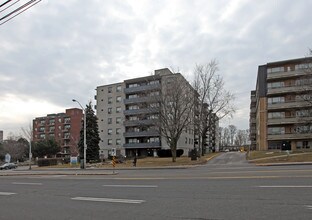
left=32, top=108, right=83, bottom=157
left=250, top=57, right=312, bottom=151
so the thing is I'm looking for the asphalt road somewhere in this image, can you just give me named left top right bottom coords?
left=0, top=152, right=311, bottom=220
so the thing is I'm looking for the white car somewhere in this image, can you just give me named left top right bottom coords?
left=0, top=163, right=18, bottom=170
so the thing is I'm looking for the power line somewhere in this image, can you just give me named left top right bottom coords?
left=0, top=0, right=21, bottom=13
left=0, top=0, right=14, bottom=8
left=0, top=0, right=41, bottom=26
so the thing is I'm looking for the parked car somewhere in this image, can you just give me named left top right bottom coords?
left=0, top=163, right=18, bottom=170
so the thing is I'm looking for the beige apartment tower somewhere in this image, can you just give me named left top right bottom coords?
left=95, top=68, right=197, bottom=158
left=251, top=57, right=312, bottom=151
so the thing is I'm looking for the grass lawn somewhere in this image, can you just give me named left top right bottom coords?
left=248, top=150, right=312, bottom=163
left=37, top=153, right=220, bottom=169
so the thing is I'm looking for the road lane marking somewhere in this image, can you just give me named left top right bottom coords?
left=12, top=182, right=42, bottom=185
left=102, top=184, right=157, bottom=188
left=305, top=205, right=312, bottom=210
left=0, top=192, right=16, bottom=196
left=258, top=185, right=312, bottom=188
left=71, top=197, right=145, bottom=204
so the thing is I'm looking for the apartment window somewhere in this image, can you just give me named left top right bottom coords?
left=129, top=83, right=139, bottom=88
left=40, top=120, right=45, bottom=125
left=268, top=112, right=285, bottom=119
left=294, top=125, right=312, bottom=133
left=64, top=118, right=70, bottom=124
left=116, top=107, right=121, bottom=113
left=149, top=80, right=160, bottom=85
left=108, top=108, right=112, bottom=114
left=128, top=105, right=139, bottom=110
left=268, top=97, right=285, bottom=104
left=116, top=139, right=121, bottom=145
left=116, top=128, right=121, bottom=135
left=108, top=87, right=112, bottom=93
left=128, top=94, right=138, bottom=99
left=129, top=116, right=138, bottom=121
left=49, top=127, right=55, bottom=132
left=185, top=137, right=188, bottom=144
left=116, top=96, right=121, bottom=103
left=49, top=119, right=55, bottom=125
left=296, top=109, right=312, bottom=117
left=108, top=97, right=112, bottom=104
left=108, top=129, right=112, bottom=135
left=295, top=63, right=312, bottom=70
left=267, top=66, right=284, bottom=73
left=128, top=138, right=138, bottom=144
left=267, top=81, right=284, bottom=89
left=39, top=127, right=45, bottom=132
left=295, top=78, right=312, bottom=86
left=116, top=117, right=121, bottom=124
left=39, top=134, right=46, bottom=139
left=108, top=118, right=112, bottom=124
left=149, top=137, right=159, bottom=143
left=116, top=85, right=122, bottom=92
left=268, top=127, right=285, bottom=135
left=108, top=139, right=112, bottom=145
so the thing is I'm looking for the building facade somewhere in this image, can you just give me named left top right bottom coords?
left=96, top=68, right=197, bottom=158
left=0, top=130, right=3, bottom=143
left=32, top=108, right=83, bottom=157
left=250, top=57, right=312, bottom=151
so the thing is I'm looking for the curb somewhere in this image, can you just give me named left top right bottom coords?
left=255, top=162, right=312, bottom=166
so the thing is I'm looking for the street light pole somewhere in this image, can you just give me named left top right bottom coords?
left=72, top=99, right=87, bottom=169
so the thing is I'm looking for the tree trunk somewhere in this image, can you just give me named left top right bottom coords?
left=170, top=141, right=177, bottom=162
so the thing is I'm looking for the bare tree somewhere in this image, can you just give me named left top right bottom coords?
left=0, top=135, right=28, bottom=162
left=229, top=125, right=237, bottom=146
left=155, top=73, right=195, bottom=162
left=235, top=129, right=249, bottom=146
left=193, top=60, right=236, bottom=155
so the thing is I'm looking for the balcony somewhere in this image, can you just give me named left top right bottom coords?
left=124, top=96, right=154, bottom=104
left=124, top=84, right=161, bottom=94
left=267, top=133, right=312, bottom=141
left=267, top=116, right=312, bottom=125
left=123, top=142, right=161, bottom=149
left=124, top=119, right=158, bottom=126
left=267, top=85, right=308, bottom=95
left=266, top=69, right=307, bottom=80
left=124, top=108, right=159, bottom=115
left=267, top=101, right=309, bottom=110
left=124, top=130, right=159, bottom=138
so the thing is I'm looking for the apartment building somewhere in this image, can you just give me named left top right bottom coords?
left=249, top=90, right=257, bottom=150
left=0, top=130, right=3, bottom=143
left=251, top=57, right=312, bottom=151
left=96, top=68, right=196, bottom=158
left=33, top=108, right=83, bottom=157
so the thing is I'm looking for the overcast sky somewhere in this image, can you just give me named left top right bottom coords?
left=1, top=0, right=312, bottom=138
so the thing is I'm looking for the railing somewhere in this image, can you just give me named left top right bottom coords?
left=267, top=100, right=309, bottom=110
left=123, top=130, right=159, bottom=137
left=123, top=142, right=161, bottom=149
left=124, top=108, right=159, bottom=115
left=267, top=132, right=312, bottom=140
left=124, top=84, right=161, bottom=94
left=267, top=69, right=308, bottom=80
